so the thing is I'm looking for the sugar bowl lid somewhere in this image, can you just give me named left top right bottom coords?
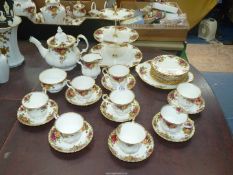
left=47, top=27, right=76, bottom=48
left=45, top=0, right=60, bottom=5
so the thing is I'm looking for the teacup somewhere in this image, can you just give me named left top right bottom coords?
left=176, top=83, right=201, bottom=108
left=102, top=65, right=130, bottom=90
left=73, top=1, right=86, bottom=17
left=22, top=91, right=49, bottom=121
left=39, top=68, right=67, bottom=93
left=160, top=104, right=189, bottom=134
left=67, top=76, right=95, bottom=100
left=116, top=122, right=147, bottom=154
left=102, top=89, right=135, bottom=116
left=55, top=112, right=84, bottom=144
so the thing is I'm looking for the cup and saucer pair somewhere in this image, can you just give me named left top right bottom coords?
left=108, top=122, right=154, bottom=162
left=48, top=112, right=93, bottom=153
left=65, top=76, right=102, bottom=106
left=17, top=91, right=58, bottom=126
left=167, top=83, right=205, bottom=114
left=100, top=90, right=140, bottom=122
left=152, top=105, right=195, bottom=142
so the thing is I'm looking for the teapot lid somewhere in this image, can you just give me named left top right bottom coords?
left=47, top=27, right=76, bottom=48
left=74, top=1, right=85, bottom=9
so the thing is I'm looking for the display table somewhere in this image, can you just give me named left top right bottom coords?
left=0, top=41, right=232, bottom=175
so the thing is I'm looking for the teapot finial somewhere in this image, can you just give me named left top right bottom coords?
left=54, top=26, right=69, bottom=45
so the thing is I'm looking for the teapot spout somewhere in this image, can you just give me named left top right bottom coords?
left=29, top=36, right=48, bottom=58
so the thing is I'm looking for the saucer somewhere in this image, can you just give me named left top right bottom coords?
left=167, top=90, right=205, bottom=114
left=135, top=60, right=194, bottom=90
left=94, top=26, right=139, bottom=44
left=108, top=129, right=154, bottom=162
left=101, top=74, right=136, bottom=91
left=90, top=43, right=143, bottom=68
left=17, top=99, right=58, bottom=126
left=100, top=100, right=140, bottom=122
left=48, top=121, right=93, bottom=153
left=152, top=112, right=195, bottom=142
left=65, top=85, right=102, bottom=106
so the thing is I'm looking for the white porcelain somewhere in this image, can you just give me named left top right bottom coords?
left=0, top=16, right=24, bottom=67
left=102, top=89, right=135, bottom=116
left=67, top=76, right=95, bottom=100
left=73, top=1, right=86, bottom=17
left=29, top=26, right=89, bottom=71
left=94, top=26, right=139, bottom=44
left=88, top=2, right=99, bottom=17
left=176, top=83, right=201, bottom=108
left=14, top=0, right=37, bottom=17
left=160, top=104, right=188, bottom=134
left=117, top=122, right=146, bottom=154
left=0, top=54, right=9, bottom=84
left=91, top=43, right=142, bottom=67
left=55, top=112, right=84, bottom=144
left=39, top=68, right=67, bottom=93
left=40, top=0, right=66, bottom=24
left=77, top=53, right=102, bottom=79
left=22, top=91, right=49, bottom=121
left=102, top=65, right=130, bottom=90
left=135, top=61, right=194, bottom=90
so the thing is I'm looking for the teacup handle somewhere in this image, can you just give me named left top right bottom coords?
left=54, top=113, right=59, bottom=120
left=102, top=94, right=112, bottom=104
left=42, top=87, right=47, bottom=94
left=76, top=34, right=89, bottom=55
left=66, top=80, right=74, bottom=89
left=102, top=67, right=109, bottom=76
left=104, top=1, right=107, bottom=8
left=91, top=2, right=97, bottom=10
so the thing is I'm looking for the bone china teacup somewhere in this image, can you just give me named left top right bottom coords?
left=55, top=112, right=84, bottom=144
left=176, top=82, right=201, bottom=108
left=116, top=122, right=147, bottom=154
left=160, top=104, right=189, bottom=134
left=102, top=89, right=135, bottom=116
left=22, top=91, right=49, bottom=121
left=102, top=65, right=130, bottom=90
left=66, top=76, right=95, bottom=100
left=39, top=68, right=67, bottom=93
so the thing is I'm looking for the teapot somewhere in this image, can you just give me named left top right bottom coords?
left=29, top=26, right=89, bottom=71
left=73, top=1, right=86, bottom=18
left=40, top=0, right=66, bottom=24
left=77, top=53, right=102, bottom=79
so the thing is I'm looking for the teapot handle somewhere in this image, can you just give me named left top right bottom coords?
left=76, top=34, right=89, bottom=55
left=91, top=2, right=96, bottom=10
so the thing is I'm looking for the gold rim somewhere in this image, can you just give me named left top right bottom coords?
left=65, top=85, right=102, bottom=106
left=101, top=74, right=136, bottom=91
left=100, top=100, right=140, bottom=122
left=108, top=129, right=154, bottom=162
left=17, top=99, right=58, bottom=126
left=48, top=121, right=93, bottom=153
left=167, top=90, right=205, bottom=114
left=152, top=112, right=195, bottom=142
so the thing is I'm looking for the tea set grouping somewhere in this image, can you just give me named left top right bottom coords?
left=12, top=2, right=205, bottom=162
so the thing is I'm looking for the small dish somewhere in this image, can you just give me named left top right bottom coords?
left=135, top=60, right=194, bottom=90
left=17, top=99, right=58, bottom=126
left=101, top=74, right=136, bottom=91
left=108, top=128, right=154, bottom=162
left=152, top=112, right=195, bottom=142
left=48, top=121, right=93, bottom=153
left=65, top=85, right=102, bottom=106
left=100, top=99, right=140, bottom=122
left=98, top=8, right=135, bottom=21
left=167, top=90, right=205, bottom=114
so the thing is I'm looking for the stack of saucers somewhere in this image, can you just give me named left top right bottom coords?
left=150, top=55, right=190, bottom=85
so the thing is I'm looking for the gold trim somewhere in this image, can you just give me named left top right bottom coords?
left=17, top=99, right=58, bottom=126
left=48, top=121, right=93, bottom=153
left=65, top=85, right=102, bottom=106
left=167, top=90, right=205, bottom=114
left=108, top=129, right=154, bottom=162
left=152, top=112, right=195, bottom=142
